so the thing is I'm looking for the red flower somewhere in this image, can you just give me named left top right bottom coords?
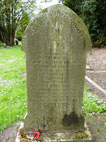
left=33, top=131, right=40, bottom=138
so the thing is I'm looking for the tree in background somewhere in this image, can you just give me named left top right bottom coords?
left=63, top=0, right=106, bottom=43
left=16, top=12, right=30, bottom=41
left=0, top=0, right=36, bottom=46
left=63, top=0, right=83, bottom=15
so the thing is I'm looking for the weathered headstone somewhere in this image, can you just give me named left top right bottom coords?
left=3, top=43, right=7, bottom=48
left=22, top=4, right=92, bottom=141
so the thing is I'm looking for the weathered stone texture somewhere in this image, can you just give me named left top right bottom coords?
left=22, top=4, right=92, bottom=134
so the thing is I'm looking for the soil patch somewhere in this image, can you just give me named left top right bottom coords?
left=86, top=72, right=106, bottom=91
left=86, top=48, right=106, bottom=102
left=0, top=124, right=19, bottom=142
left=87, top=114, right=106, bottom=142
left=87, top=48, right=106, bottom=71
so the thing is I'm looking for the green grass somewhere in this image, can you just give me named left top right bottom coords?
left=0, top=45, right=27, bottom=131
left=0, top=45, right=106, bottom=131
left=83, top=86, right=106, bottom=115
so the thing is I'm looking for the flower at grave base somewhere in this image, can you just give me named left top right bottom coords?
left=33, top=131, right=40, bottom=138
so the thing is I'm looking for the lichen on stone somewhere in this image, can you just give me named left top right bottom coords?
left=73, top=130, right=89, bottom=140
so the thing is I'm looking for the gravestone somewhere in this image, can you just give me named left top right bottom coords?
left=22, top=4, right=92, bottom=141
left=3, top=43, right=7, bottom=48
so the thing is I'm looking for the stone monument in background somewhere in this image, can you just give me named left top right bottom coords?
left=22, top=4, right=92, bottom=141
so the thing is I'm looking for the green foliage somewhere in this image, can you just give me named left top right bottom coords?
left=63, top=0, right=106, bottom=44
left=16, top=12, right=30, bottom=40
left=63, top=0, right=83, bottom=15
left=0, top=41, right=2, bottom=47
left=94, top=37, right=106, bottom=47
left=83, top=86, right=106, bottom=114
left=80, top=0, right=98, bottom=40
left=0, top=0, right=36, bottom=46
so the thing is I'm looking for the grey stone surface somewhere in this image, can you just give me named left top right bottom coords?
left=15, top=122, right=93, bottom=142
left=3, top=43, right=7, bottom=48
left=22, top=4, right=92, bottom=134
left=42, top=124, right=93, bottom=142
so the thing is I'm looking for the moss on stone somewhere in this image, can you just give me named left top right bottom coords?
left=73, top=130, right=89, bottom=140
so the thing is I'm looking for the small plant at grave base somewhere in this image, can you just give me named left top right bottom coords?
left=20, top=127, right=31, bottom=141
left=82, top=86, right=106, bottom=115
left=73, top=131, right=88, bottom=139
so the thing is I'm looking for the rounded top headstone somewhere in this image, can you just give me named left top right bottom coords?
left=22, top=4, right=92, bottom=53
left=23, top=4, right=92, bottom=133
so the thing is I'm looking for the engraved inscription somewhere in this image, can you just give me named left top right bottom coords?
left=23, top=4, right=91, bottom=132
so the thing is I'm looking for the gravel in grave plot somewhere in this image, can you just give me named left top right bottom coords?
left=87, top=48, right=106, bottom=71
left=86, top=114, right=106, bottom=142
left=86, top=72, right=106, bottom=91
left=86, top=48, right=106, bottom=102
left=0, top=124, right=19, bottom=142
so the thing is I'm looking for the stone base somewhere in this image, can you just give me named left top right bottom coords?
left=42, top=131, right=92, bottom=142
left=16, top=122, right=93, bottom=142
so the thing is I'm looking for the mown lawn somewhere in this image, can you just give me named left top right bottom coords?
left=0, top=46, right=27, bottom=131
left=0, top=46, right=106, bottom=131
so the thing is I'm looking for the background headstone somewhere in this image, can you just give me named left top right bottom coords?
left=22, top=4, right=92, bottom=135
left=3, top=43, right=7, bottom=48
